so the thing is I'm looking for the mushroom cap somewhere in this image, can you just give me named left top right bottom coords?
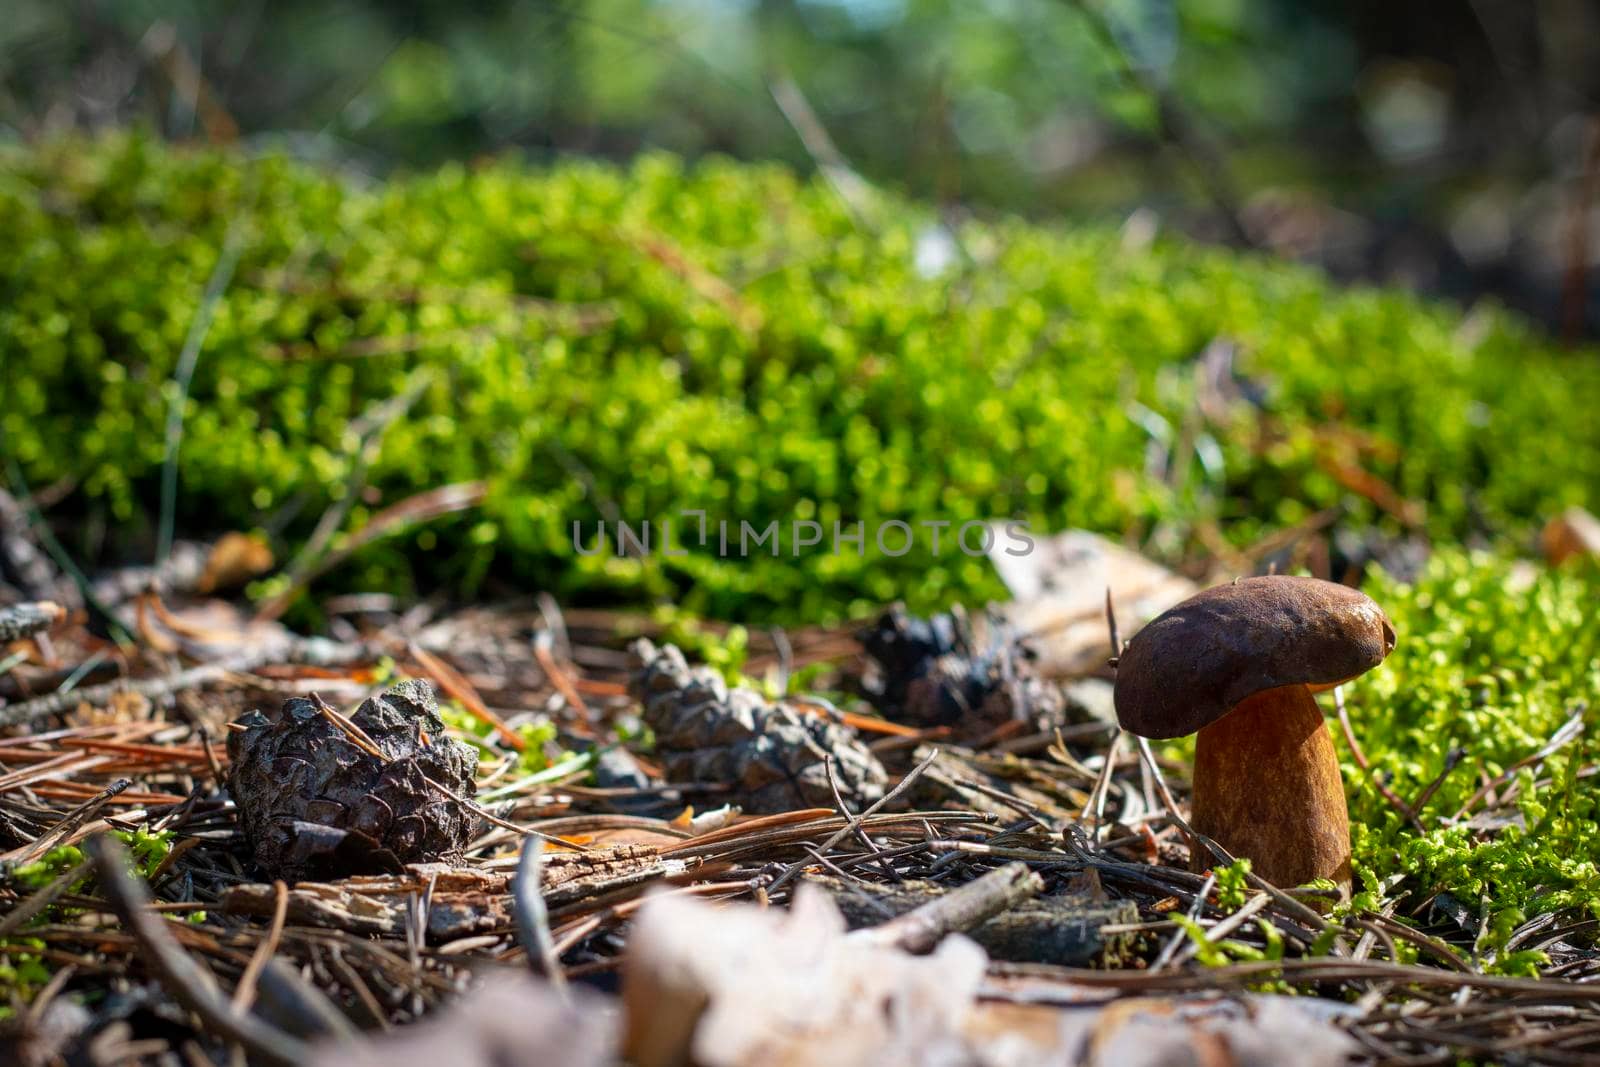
left=1113, top=576, right=1395, bottom=739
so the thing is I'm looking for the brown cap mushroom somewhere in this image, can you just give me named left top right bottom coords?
left=1112, top=576, right=1395, bottom=893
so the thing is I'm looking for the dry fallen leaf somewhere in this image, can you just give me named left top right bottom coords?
left=620, top=886, right=1361, bottom=1067
left=987, top=528, right=1197, bottom=677
left=623, top=885, right=997, bottom=1067
left=197, top=531, right=275, bottom=593
left=307, top=974, right=613, bottom=1067
left=1541, top=506, right=1600, bottom=566
left=1062, top=994, right=1360, bottom=1067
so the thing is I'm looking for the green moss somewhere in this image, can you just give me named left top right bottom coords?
left=2, top=134, right=1596, bottom=623
left=6, top=829, right=168, bottom=900
left=1213, top=857, right=1253, bottom=911
left=1343, top=553, right=1600, bottom=970
left=10, top=844, right=88, bottom=893
left=0, top=937, right=50, bottom=1017
left=116, top=828, right=172, bottom=877
left=1, top=829, right=172, bottom=1007
left=439, top=698, right=566, bottom=774
left=639, top=605, right=751, bottom=684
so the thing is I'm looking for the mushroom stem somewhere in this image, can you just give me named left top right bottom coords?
left=1189, top=683, right=1351, bottom=893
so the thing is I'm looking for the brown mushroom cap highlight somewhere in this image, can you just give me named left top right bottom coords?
left=1111, top=575, right=1396, bottom=892
left=1112, top=575, right=1395, bottom=740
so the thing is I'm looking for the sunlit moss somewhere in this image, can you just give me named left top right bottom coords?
left=2, top=135, right=1597, bottom=624
left=1341, top=553, right=1600, bottom=972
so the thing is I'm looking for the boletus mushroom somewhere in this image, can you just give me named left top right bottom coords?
left=1112, top=576, right=1395, bottom=893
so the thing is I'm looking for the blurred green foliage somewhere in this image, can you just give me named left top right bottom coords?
left=0, top=0, right=1358, bottom=207
left=5, top=2, right=1598, bottom=333
left=1, top=135, right=1596, bottom=621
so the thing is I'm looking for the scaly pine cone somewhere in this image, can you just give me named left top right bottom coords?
left=227, top=679, right=478, bottom=882
left=627, top=639, right=887, bottom=814
left=857, top=604, right=1063, bottom=736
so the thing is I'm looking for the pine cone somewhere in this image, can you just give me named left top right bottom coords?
left=227, top=679, right=478, bottom=882
left=857, top=604, right=1063, bottom=735
left=627, top=639, right=887, bottom=814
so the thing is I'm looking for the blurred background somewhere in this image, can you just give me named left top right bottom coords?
left=2, top=0, right=1598, bottom=338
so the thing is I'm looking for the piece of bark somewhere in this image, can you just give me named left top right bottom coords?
left=542, top=844, right=685, bottom=909
left=0, top=601, right=63, bottom=643
left=807, top=874, right=1137, bottom=966
left=223, top=869, right=508, bottom=940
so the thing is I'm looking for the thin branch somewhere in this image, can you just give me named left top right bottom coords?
left=768, top=748, right=941, bottom=892
left=767, top=71, right=874, bottom=227
left=1082, top=729, right=1123, bottom=834
left=157, top=206, right=252, bottom=567
left=855, top=861, right=1043, bottom=954
left=231, top=880, right=288, bottom=1012
left=1335, top=685, right=1424, bottom=832
left=0, top=658, right=248, bottom=730
left=1059, top=0, right=1253, bottom=247
left=513, top=837, right=569, bottom=996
